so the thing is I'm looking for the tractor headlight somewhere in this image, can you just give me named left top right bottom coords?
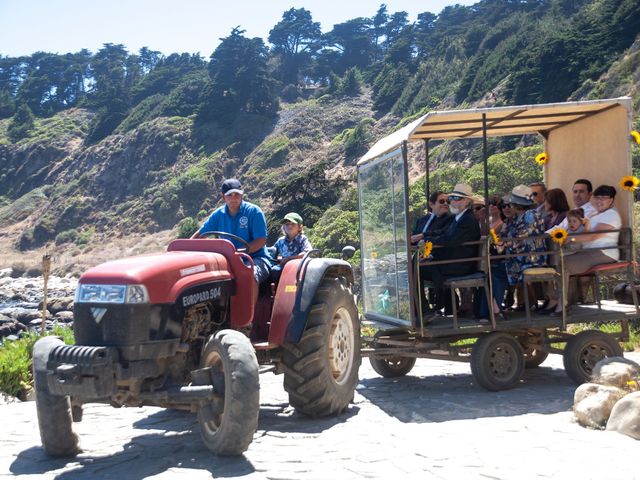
left=75, top=284, right=149, bottom=304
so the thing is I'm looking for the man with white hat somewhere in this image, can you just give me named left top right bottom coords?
left=420, top=183, right=481, bottom=320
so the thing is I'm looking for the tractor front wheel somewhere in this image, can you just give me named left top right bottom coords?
left=282, top=278, right=360, bottom=416
left=197, top=329, right=259, bottom=455
left=33, top=336, right=80, bottom=457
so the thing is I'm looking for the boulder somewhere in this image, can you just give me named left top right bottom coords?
left=573, top=384, right=626, bottom=429
left=0, top=319, right=26, bottom=338
left=592, top=357, right=640, bottom=388
left=42, top=296, right=74, bottom=314
left=606, top=391, right=640, bottom=440
left=54, top=311, right=74, bottom=323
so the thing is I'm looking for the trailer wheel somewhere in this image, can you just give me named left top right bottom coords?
left=471, top=332, right=525, bottom=391
left=523, top=347, right=549, bottom=369
left=198, top=329, right=259, bottom=456
left=369, top=329, right=416, bottom=377
left=282, top=277, right=360, bottom=416
left=33, top=336, right=80, bottom=457
left=563, top=330, right=623, bottom=384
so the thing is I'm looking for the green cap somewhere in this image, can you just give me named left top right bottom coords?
left=282, top=212, right=303, bottom=224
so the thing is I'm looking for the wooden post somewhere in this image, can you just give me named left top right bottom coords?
left=41, top=254, right=51, bottom=335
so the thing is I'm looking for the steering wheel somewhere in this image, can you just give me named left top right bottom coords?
left=200, top=231, right=250, bottom=253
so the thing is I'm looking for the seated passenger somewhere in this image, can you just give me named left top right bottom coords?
left=567, top=208, right=590, bottom=235
left=545, top=185, right=621, bottom=316
left=555, top=179, right=598, bottom=230
left=479, top=185, right=546, bottom=319
left=420, top=184, right=481, bottom=321
left=472, top=195, right=488, bottom=235
left=412, top=191, right=453, bottom=316
left=410, top=191, right=453, bottom=244
left=270, top=212, right=312, bottom=281
left=543, top=188, right=570, bottom=231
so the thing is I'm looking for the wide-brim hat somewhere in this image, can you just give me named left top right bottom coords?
left=504, top=184, right=534, bottom=206
left=471, top=194, right=485, bottom=205
left=449, top=183, right=474, bottom=199
left=282, top=212, right=303, bottom=224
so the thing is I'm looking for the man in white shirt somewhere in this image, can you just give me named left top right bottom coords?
left=550, top=178, right=597, bottom=232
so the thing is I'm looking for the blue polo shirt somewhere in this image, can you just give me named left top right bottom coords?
left=199, top=201, right=271, bottom=260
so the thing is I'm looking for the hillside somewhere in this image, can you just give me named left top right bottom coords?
left=0, top=0, right=639, bottom=273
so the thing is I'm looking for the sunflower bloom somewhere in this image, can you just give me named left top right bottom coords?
left=535, top=152, right=548, bottom=165
left=619, top=175, right=640, bottom=192
left=489, top=228, right=500, bottom=244
left=422, top=241, right=433, bottom=258
left=631, top=131, right=640, bottom=144
left=371, top=250, right=378, bottom=259
left=550, top=227, right=568, bottom=245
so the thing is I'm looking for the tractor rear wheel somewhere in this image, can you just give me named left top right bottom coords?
left=197, top=329, right=259, bottom=455
left=282, top=277, right=360, bottom=416
left=33, top=336, right=80, bottom=457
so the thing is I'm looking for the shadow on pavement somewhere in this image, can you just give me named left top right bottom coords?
left=10, top=402, right=359, bottom=478
left=10, top=434, right=255, bottom=479
left=357, top=364, right=575, bottom=423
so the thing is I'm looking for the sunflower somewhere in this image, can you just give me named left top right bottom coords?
left=489, top=228, right=500, bottom=244
left=371, top=250, right=378, bottom=259
left=550, top=227, right=568, bottom=245
left=422, top=240, right=433, bottom=258
left=619, top=175, right=640, bottom=192
left=631, top=130, right=640, bottom=145
left=535, top=152, right=548, bottom=165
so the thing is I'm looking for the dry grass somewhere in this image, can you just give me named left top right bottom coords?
left=0, top=224, right=176, bottom=277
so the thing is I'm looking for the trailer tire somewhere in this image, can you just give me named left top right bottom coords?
left=369, top=329, right=416, bottom=377
left=198, top=329, right=259, bottom=456
left=523, top=348, right=549, bottom=369
left=33, top=336, right=80, bottom=457
left=282, top=277, right=360, bottom=416
left=563, top=330, right=623, bottom=384
left=471, top=332, right=524, bottom=391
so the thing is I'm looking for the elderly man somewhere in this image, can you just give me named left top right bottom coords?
left=420, top=184, right=481, bottom=320
left=192, top=178, right=273, bottom=302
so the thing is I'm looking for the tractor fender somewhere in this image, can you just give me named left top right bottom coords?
left=285, top=258, right=354, bottom=344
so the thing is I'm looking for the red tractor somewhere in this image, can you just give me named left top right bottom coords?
left=33, top=233, right=360, bottom=456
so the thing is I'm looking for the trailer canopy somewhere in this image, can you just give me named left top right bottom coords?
left=358, top=97, right=633, bottom=226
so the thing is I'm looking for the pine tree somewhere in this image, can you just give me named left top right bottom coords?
left=7, top=103, right=35, bottom=141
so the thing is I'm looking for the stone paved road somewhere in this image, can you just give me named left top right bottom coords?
left=2, top=353, right=638, bottom=480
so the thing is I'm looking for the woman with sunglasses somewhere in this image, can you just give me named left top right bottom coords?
left=479, top=185, right=546, bottom=319
left=411, top=191, right=454, bottom=316
left=545, top=185, right=621, bottom=316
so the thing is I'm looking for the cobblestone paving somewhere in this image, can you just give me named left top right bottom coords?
left=1, top=353, right=638, bottom=480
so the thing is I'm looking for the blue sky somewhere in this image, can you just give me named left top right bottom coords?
left=0, top=0, right=479, bottom=58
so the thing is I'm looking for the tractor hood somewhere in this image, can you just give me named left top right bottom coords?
left=78, top=251, right=232, bottom=304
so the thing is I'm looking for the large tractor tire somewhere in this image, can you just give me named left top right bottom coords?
left=471, top=332, right=525, bottom=391
left=282, top=277, right=360, bottom=416
left=197, top=329, right=260, bottom=456
left=33, top=336, right=80, bottom=457
left=563, top=330, right=623, bottom=384
left=369, top=329, right=416, bottom=377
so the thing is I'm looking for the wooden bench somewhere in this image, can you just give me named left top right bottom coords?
left=573, top=228, right=639, bottom=311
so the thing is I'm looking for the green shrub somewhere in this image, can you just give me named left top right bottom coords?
left=0, top=326, right=74, bottom=399
left=176, top=217, right=200, bottom=238
left=55, top=229, right=79, bottom=245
